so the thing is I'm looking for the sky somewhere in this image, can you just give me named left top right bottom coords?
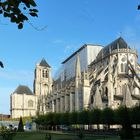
left=0, top=0, right=140, bottom=114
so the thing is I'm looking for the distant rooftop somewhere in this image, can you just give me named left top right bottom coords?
left=39, top=59, right=51, bottom=68
left=13, top=85, right=33, bottom=95
left=62, top=44, right=102, bottom=64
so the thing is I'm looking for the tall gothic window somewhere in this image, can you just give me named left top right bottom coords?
left=42, top=70, right=48, bottom=78
left=121, top=63, right=127, bottom=73
left=28, top=100, right=33, bottom=107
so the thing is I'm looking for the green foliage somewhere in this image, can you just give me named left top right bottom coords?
left=0, top=0, right=38, bottom=29
left=130, top=105, right=140, bottom=125
left=88, top=109, right=102, bottom=124
left=101, top=108, right=115, bottom=128
left=60, top=112, right=69, bottom=125
left=77, top=110, right=89, bottom=125
left=34, top=105, right=140, bottom=136
left=53, top=113, right=61, bottom=125
left=117, top=107, right=134, bottom=139
left=77, top=130, right=84, bottom=140
left=18, top=117, right=24, bottom=132
left=45, top=133, right=52, bottom=140
left=69, top=111, right=78, bottom=124
left=0, top=126, right=16, bottom=140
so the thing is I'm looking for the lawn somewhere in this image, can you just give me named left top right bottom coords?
left=10, top=131, right=140, bottom=140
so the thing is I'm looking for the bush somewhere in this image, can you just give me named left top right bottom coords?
left=0, top=126, right=16, bottom=140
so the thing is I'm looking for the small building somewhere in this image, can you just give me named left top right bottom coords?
left=10, top=85, right=37, bottom=118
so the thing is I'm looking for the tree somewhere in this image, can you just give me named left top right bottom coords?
left=101, top=108, right=115, bottom=129
left=18, top=116, right=24, bottom=132
left=116, top=106, right=134, bottom=140
left=77, top=110, right=89, bottom=125
left=60, top=112, right=69, bottom=126
left=88, top=109, right=102, bottom=130
left=69, top=111, right=78, bottom=125
left=130, top=105, right=140, bottom=130
left=0, top=0, right=38, bottom=29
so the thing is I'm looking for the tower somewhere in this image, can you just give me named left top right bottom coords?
left=34, top=59, right=52, bottom=114
left=34, top=59, right=52, bottom=96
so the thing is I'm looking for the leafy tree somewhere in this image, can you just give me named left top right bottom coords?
left=35, top=115, right=45, bottom=125
left=0, top=126, right=16, bottom=140
left=0, top=0, right=38, bottom=29
left=77, top=110, right=89, bottom=125
left=60, top=112, right=69, bottom=125
left=53, top=113, right=61, bottom=125
left=45, top=113, right=54, bottom=126
left=130, top=105, right=140, bottom=130
left=69, top=111, right=78, bottom=125
left=116, top=106, right=134, bottom=139
left=77, top=110, right=89, bottom=130
left=18, top=116, right=24, bottom=132
left=101, top=108, right=115, bottom=129
left=88, top=109, right=102, bottom=130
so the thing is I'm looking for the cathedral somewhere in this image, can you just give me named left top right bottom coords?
left=10, top=37, right=140, bottom=118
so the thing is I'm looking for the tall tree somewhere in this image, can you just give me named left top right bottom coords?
left=18, top=116, right=24, bottom=132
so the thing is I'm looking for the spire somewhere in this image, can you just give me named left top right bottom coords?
left=75, top=55, right=81, bottom=79
left=39, top=59, right=51, bottom=68
left=93, top=86, right=103, bottom=109
left=122, top=85, right=133, bottom=107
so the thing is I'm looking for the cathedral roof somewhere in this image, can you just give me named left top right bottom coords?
left=97, top=37, right=130, bottom=60
left=14, top=85, right=33, bottom=95
left=39, top=59, right=51, bottom=68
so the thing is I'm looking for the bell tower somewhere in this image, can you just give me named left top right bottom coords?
left=34, top=59, right=52, bottom=96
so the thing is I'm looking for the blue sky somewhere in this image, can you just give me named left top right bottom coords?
left=0, top=0, right=140, bottom=114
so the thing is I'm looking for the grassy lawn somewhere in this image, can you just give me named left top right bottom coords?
left=11, top=131, right=140, bottom=140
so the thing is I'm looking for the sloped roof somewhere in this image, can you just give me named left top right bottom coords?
left=39, top=59, right=51, bottom=68
left=97, top=37, right=130, bottom=60
left=14, top=85, right=33, bottom=95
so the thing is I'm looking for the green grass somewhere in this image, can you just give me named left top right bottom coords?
left=10, top=131, right=140, bottom=140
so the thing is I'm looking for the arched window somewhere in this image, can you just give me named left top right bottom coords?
left=42, top=70, right=48, bottom=78
left=28, top=100, right=33, bottom=107
left=121, top=63, right=127, bottom=73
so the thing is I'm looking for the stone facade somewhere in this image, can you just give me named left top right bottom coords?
left=88, top=37, right=140, bottom=109
left=34, top=59, right=52, bottom=115
left=45, top=37, right=140, bottom=113
left=10, top=37, right=140, bottom=118
left=10, top=85, right=37, bottom=118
